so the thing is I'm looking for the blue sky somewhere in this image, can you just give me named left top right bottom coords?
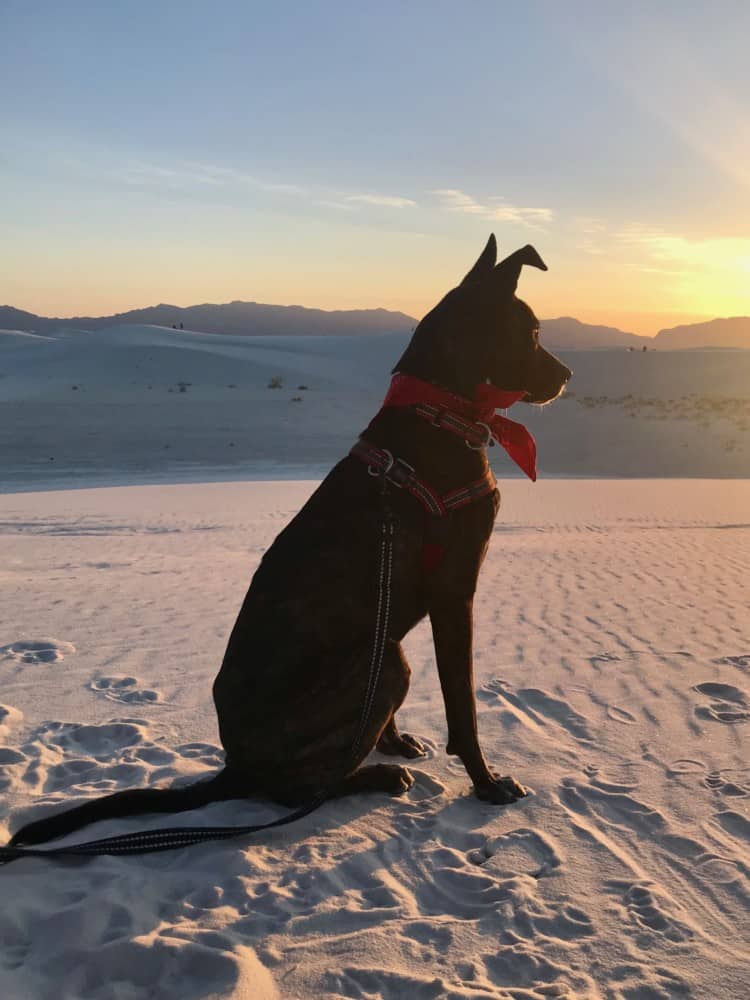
left=2, top=1, right=749, bottom=333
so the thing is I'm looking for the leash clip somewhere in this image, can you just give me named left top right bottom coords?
left=465, top=421, right=492, bottom=450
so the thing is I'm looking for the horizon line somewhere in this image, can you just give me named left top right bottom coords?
left=4, top=298, right=744, bottom=339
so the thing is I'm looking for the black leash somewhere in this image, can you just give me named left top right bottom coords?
left=0, top=486, right=397, bottom=866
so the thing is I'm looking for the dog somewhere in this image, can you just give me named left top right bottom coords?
left=10, top=235, right=571, bottom=848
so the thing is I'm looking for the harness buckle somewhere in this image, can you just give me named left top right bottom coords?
left=465, top=421, right=493, bottom=450
left=367, top=448, right=394, bottom=477
left=387, top=457, right=416, bottom=489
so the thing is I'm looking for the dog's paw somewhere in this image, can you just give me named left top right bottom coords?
left=399, top=733, right=427, bottom=758
left=377, top=731, right=427, bottom=759
left=473, top=774, right=528, bottom=805
left=372, top=763, right=415, bottom=796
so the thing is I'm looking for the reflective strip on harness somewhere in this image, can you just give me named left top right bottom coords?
left=349, top=438, right=496, bottom=517
left=411, top=401, right=491, bottom=448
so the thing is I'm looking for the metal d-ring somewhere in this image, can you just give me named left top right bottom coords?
left=465, top=421, right=492, bottom=450
left=368, top=448, right=394, bottom=476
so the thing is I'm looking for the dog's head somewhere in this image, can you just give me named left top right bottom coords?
left=393, top=235, right=571, bottom=404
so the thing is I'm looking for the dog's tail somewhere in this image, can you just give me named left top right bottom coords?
left=8, top=767, right=248, bottom=848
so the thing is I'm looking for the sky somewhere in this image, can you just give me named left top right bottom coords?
left=1, top=1, right=749, bottom=335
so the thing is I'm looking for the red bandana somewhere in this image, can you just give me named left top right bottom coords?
left=382, top=374, right=538, bottom=481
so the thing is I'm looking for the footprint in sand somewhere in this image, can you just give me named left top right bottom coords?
left=693, top=682, right=749, bottom=724
left=89, top=675, right=161, bottom=704
left=469, top=827, right=563, bottom=880
left=0, top=638, right=75, bottom=665
left=662, top=756, right=748, bottom=800
left=175, top=742, right=225, bottom=768
left=413, top=845, right=515, bottom=918
left=0, top=746, right=28, bottom=793
left=15, top=719, right=150, bottom=798
left=605, top=879, right=696, bottom=943
left=42, top=757, right=148, bottom=794
left=483, top=946, right=591, bottom=995
left=13, top=719, right=218, bottom=805
left=609, top=963, right=691, bottom=999
left=704, top=768, right=750, bottom=797
left=714, top=654, right=750, bottom=670
left=22, top=719, right=146, bottom=759
left=0, top=704, right=23, bottom=738
left=325, top=967, right=448, bottom=1000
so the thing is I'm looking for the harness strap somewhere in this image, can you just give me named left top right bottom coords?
left=349, top=438, right=496, bottom=518
left=411, top=401, right=493, bottom=449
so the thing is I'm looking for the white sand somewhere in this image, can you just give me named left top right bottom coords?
left=1, top=479, right=748, bottom=999
left=1, top=322, right=748, bottom=996
left=2, top=324, right=749, bottom=491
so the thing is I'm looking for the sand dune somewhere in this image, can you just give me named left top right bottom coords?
left=1, top=480, right=748, bottom=998
left=1, top=324, right=749, bottom=491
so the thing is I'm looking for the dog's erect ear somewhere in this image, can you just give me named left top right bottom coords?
left=460, top=234, right=497, bottom=285
left=494, top=244, right=547, bottom=294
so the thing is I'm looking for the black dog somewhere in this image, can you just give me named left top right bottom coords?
left=10, top=235, right=571, bottom=848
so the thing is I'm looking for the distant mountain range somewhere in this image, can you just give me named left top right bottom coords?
left=652, top=317, right=750, bottom=350
left=0, top=302, right=415, bottom=339
left=539, top=316, right=750, bottom=350
left=539, top=317, right=648, bottom=349
left=1, top=301, right=749, bottom=350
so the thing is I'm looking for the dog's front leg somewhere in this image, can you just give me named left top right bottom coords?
left=429, top=598, right=527, bottom=804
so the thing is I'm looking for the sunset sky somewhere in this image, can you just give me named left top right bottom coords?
left=2, top=1, right=749, bottom=335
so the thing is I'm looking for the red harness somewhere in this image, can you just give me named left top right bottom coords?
left=349, top=437, right=497, bottom=518
left=349, top=375, right=538, bottom=573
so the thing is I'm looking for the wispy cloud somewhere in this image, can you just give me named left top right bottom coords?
left=110, top=161, right=224, bottom=188
left=345, top=193, right=417, bottom=208
left=432, top=189, right=554, bottom=228
left=73, top=157, right=307, bottom=197
left=184, top=163, right=305, bottom=194
left=183, top=162, right=306, bottom=195
left=316, top=199, right=358, bottom=212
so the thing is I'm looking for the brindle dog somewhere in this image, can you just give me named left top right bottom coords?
left=10, top=235, right=571, bottom=848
